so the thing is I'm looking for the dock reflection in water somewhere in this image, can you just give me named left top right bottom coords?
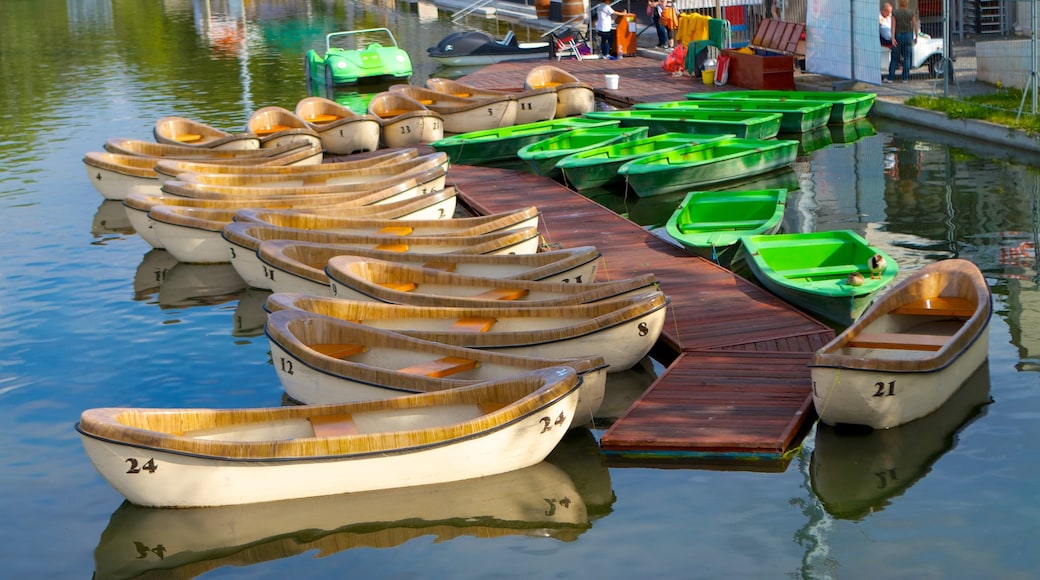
left=93, top=428, right=612, bottom=579
left=809, top=362, right=993, bottom=520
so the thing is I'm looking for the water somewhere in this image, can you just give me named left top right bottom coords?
left=1, top=1, right=1038, bottom=577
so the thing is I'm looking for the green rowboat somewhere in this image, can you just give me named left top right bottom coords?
left=517, top=126, right=649, bottom=179
left=664, top=188, right=787, bottom=267
left=685, top=90, right=876, bottom=124
left=739, top=230, right=898, bottom=325
left=556, top=132, right=732, bottom=191
left=429, top=117, right=620, bottom=165
left=635, top=100, right=830, bottom=133
left=618, top=138, right=798, bottom=198
left=583, top=109, right=782, bottom=140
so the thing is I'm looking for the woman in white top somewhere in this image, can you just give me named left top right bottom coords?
left=594, top=0, right=616, bottom=59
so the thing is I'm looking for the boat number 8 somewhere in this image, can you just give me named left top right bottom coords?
left=126, top=457, right=158, bottom=474
left=873, top=380, right=896, bottom=397
left=539, top=412, right=567, bottom=433
left=637, top=322, right=649, bottom=337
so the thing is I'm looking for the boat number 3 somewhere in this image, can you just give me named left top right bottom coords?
left=637, top=322, right=649, bottom=337
left=539, top=412, right=567, bottom=433
left=125, top=457, right=158, bottom=474
left=873, top=380, right=896, bottom=397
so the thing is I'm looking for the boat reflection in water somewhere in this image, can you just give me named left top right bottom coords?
left=828, top=118, right=877, bottom=145
left=781, top=126, right=833, bottom=157
left=809, top=362, right=993, bottom=520
left=156, top=262, right=247, bottom=309
left=233, top=288, right=272, bottom=337
left=92, top=428, right=613, bottom=579
left=91, top=200, right=135, bottom=236
left=132, top=250, right=180, bottom=300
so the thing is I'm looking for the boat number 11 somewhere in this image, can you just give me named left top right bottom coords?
left=873, top=380, right=896, bottom=397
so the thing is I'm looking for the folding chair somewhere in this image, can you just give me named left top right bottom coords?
left=551, top=28, right=582, bottom=61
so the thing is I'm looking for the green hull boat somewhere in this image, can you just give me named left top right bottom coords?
left=618, top=138, right=798, bottom=198
left=665, top=188, right=788, bottom=267
left=685, top=90, right=876, bottom=124
left=583, top=109, right=782, bottom=140
left=739, top=230, right=898, bottom=325
left=556, top=132, right=732, bottom=191
left=429, top=117, right=620, bottom=165
left=517, top=126, right=649, bottom=179
left=636, top=100, right=830, bottom=133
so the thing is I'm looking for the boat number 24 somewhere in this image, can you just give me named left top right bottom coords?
left=539, top=412, right=567, bottom=433
left=125, top=457, right=158, bottom=474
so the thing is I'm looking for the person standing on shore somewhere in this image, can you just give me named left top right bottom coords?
left=889, top=0, right=917, bottom=82
left=594, top=0, right=617, bottom=59
left=649, top=0, right=667, bottom=49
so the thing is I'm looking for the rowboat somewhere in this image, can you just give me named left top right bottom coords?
left=103, top=138, right=324, bottom=164
left=809, top=259, right=991, bottom=429
left=367, top=91, right=445, bottom=147
left=685, top=90, right=876, bottom=124
left=123, top=188, right=457, bottom=250
left=152, top=148, right=417, bottom=184
left=523, top=65, right=594, bottom=118
left=427, top=30, right=552, bottom=67
left=664, top=188, right=788, bottom=266
left=153, top=116, right=260, bottom=150
left=223, top=224, right=542, bottom=289
left=147, top=184, right=462, bottom=263
left=517, top=126, right=649, bottom=179
left=265, top=310, right=605, bottom=422
left=77, top=365, right=581, bottom=507
left=582, top=109, right=783, bottom=140
left=810, top=362, right=991, bottom=519
left=739, top=230, right=899, bottom=325
left=426, top=77, right=557, bottom=125
left=556, top=132, right=731, bottom=191
left=634, top=99, right=831, bottom=133
left=618, top=138, right=798, bottom=198
left=324, top=255, right=658, bottom=306
left=266, top=290, right=668, bottom=371
left=256, top=240, right=601, bottom=295
left=245, top=106, right=322, bottom=149
left=389, top=85, right=518, bottom=133
left=293, top=96, right=381, bottom=155
left=429, top=117, right=620, bottom=165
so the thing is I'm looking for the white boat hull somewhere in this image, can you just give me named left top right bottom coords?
left=314, top=118, right=382, bottom=155
left=124, top=203, right=165, bottom=248
left=556, top=86, right=595, bottom=118
left=84, top=164, right=160, bottom=201
left=440, top=100, right=518, bottom=134
left=381, top=115, right=444, bottom=148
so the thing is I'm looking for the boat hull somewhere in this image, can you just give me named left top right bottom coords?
left=686, top=90, right=876, bottom=124
left=584, top=110, right=783, bottom=140
left=430, top=117, right=619, bottom=165
left=637, top=99, right=831, bottom=133
left=664, top=188, right=788, bottom=267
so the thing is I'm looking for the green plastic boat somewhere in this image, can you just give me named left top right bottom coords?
left=664, top=188, right=788, bottom=267
left=429, top=117, right=620, bottom=165
left=684, top=90, right=876, bottom=124
left=582, top=109, right=782, bottom=140
left=634, top=99, right=831, bottom=133
left=556, top=132, right=732, bottom=191
left=739, top=230, right=898, bottom=325
left=618, top=138, right=798, bottom=198
left=517, top=126, right=649, bottom=179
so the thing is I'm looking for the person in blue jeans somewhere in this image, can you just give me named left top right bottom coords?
left=594, top=0, right=616, bottom=58
left=889, top=0, right=917, bottom=81
left=649, top=0, right=667, bottom=49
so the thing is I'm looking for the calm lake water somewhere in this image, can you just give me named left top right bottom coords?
left=1, top=1, right=1038, bottom=578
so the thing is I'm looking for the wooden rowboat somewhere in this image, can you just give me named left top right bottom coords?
left=740, top=230, right=899, bottom=325
left=294, top=96, right=381, bottom=155
left=664, top=188, right=788, bottom=267
left=103, top=138, right=324, bottom=164
left=523, top=65, right=594, bottom=118
left=685, top=90, right=876, bottom=124
left=257, top=239, right=601, bottom=295
left=618, top=138, right=798, bottom=198
left=77, top=365, right=582, bottom=507
left=152, top=148, right=417, bottom=183
left=265, top=310, right=605, bottom=421
left=223, top=224, right=542, bottom=289
left=235, top=205, right=537, bottom=235
left=245, top=106, right=322, bottom=149
left=389, top=84, right=518, bottom=134
left=123, top=188, right=458, bottom=250
left=516, top=126, right=649, bottom=179
left=633, top=99, right=832, bottom=133
left=810, top=259, right=991, bottom=429
left=324, top=255, right=658, bottom=306
left=426, top=77, right=557, bottom=125
left=153, top=116, right=261, bottom=150
left=429, top=117, right=619, bottom=165
left=367, top=92, right=445, bottom=148
left=583, top=109, right=783, bottom=140
left=556, top=132, right=731, bottom=192
left=266, top=290, right=668, bottom=371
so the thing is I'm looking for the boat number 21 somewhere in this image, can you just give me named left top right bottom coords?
left=873, top=380, right=896, bottom=397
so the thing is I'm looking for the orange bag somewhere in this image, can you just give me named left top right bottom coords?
left=661, top=43, right=686, bottom=74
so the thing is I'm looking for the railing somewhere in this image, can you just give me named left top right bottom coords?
left=452, top=0, right=496, bottom=23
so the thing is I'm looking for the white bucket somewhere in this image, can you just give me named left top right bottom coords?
left=604, top=74, right=619, bottom=90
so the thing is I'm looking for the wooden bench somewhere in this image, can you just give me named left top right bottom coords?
left=397, top=356, right=479, bottom=378
left=378, top=225, right=414, bottom=236
left=253, top=124, right=293, bottom=136
left=305, top=114, right=339, bottom=124
left=471, top=287, right=530, bottom=301
left=379, top=281, right=417, bottom=292
left=847, top=332, right=948, bottom=351
left=174, top=133, right=203, bottom=143
left=782, top=265, right=860, bottom=279
left=450, top=317, right=497, bottom=332
left=697, top=219, right=764, bottom=230
left=892, top=297, right=976, bottom=318
left=310, top=414, right=358, bottom=437
left=310, top=343, right=367, bottom=359
left=373, top=242, right=410, bottom=252
left=420, top=261, right=457, bottom=272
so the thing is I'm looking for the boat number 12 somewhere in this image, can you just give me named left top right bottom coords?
left=539, top=412, right=567, bottom=433
left=126, top=457, right=158, bottom=474
left=873, top=380, right=896, bottom=397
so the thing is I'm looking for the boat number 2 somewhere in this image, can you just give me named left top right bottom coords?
left=539, top=412, right=567, bottom=433
left=873, top=380, right=896, bottom=397
left=126, top=457, right=158, bottom=474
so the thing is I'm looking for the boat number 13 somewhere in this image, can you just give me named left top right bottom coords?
left=873, top=380, right=896, bottom=397
left=539, top=412, right=567, bottom=433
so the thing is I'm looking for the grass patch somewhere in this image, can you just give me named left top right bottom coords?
left=905, top=88, right=1040, bottom=134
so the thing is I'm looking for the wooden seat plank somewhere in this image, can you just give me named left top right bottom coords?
left=174, top=133, right=203, bottom=143
left=892, top=297, right=975, bottom=317
left=310, top=414, right=358, bottom=437
left=311, top=343, right=367, bottom=359
left=397, top=356, right=479, bottom=378
left=471, top=287, right=529, bottom=300
left=380, top=281, right=417, bottom=292
left=373, top=242, right=410, bottom=252
left=450, top=317, right=497, bottom=332
left=847, top=332, right=947, bottom=351
left=378, top=225, right=415, bottom=236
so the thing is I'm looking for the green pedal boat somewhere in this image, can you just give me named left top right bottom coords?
left=684, top=90, right=876, bottom=125
left=517, top=126, right=649, bottom=179
left=739, top=230, right=898, bottom=325
left=429, top=117, right=620, bottom=165
left=664, top=188, right=788, bottom=267
left=618, top=138, right=798, bottom=197
left=583, top=109, right=783, bottom=140
left=635, top=99, right=831, bottom=133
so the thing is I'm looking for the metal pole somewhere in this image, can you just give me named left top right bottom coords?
left=943, top=0, right=950, bottom=95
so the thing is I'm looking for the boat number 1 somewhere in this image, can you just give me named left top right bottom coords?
left=539, top=412, right=567, bottom=433
left=126, top=457, right=158, bottom=474
left=873, top=380, right=896, bottom=397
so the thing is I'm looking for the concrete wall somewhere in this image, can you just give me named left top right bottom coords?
left=976, top=38, right=1034, bottom=90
